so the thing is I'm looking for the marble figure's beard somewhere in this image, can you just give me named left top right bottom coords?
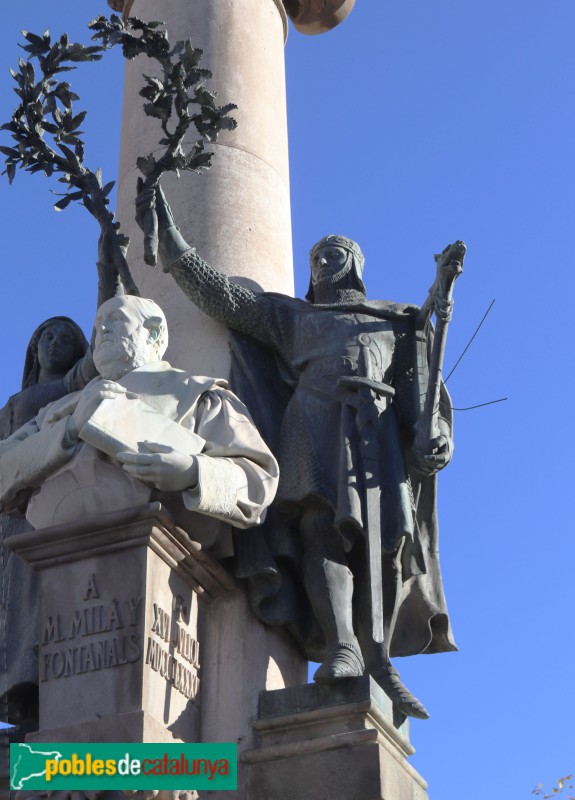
left=94, top=337, right=147, bottom=380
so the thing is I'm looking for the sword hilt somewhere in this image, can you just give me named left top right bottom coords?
left=338, top=333, right=395, bottom=398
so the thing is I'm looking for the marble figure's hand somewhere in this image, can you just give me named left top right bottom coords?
left=116, top=442, right=199, bottom=492
left=413, top=434, right=452, bottom=476
left=68, top=381, right=127, bottom=439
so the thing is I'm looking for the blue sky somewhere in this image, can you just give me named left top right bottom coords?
left=1, top=2, right=574, bottom=798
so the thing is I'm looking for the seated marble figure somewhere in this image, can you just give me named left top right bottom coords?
left=0, top=295, right=279, bottom=538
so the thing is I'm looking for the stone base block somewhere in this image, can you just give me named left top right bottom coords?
left=243, top=677, right=428, bottom=800
left=27, top=709, right=180, bottom=745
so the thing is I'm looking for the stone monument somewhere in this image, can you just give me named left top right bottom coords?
left=0, top=1, right=465, bottom=798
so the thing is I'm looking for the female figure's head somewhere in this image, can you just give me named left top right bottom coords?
left=22, top=317, right=88, bottom=389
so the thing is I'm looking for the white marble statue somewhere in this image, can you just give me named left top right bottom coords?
left=0, top=295, right=279, bottom=534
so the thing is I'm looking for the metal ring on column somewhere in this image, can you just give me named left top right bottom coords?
left=283, top=0, right=356, bottom=35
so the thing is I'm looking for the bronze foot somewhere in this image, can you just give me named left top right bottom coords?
left=372, top=663, right=429, bottom=719
left=314, top=640, right=365, bottom=684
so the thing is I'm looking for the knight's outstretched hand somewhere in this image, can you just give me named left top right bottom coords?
left=134, top=179, right=190, bottom=269
left=135, top=179, right=175, bottom=232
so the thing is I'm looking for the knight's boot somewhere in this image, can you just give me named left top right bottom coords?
left=314, top=640, right=365, bottom=683
left=357, top=611, right=429, bottom=718
left=305, top=557, right=365, bottom=684
left=371, top=659, right=429, bottom=720
left=351, top=541, right=429, bottom=719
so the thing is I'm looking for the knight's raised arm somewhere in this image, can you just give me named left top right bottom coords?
left=134, top=185, right=292, bottom=348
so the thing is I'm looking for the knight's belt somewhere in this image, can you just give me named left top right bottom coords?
left=300, top=356, right=387, bottom=382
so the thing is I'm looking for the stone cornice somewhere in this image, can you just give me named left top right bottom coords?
left=107, top=0, right=289, bottom=42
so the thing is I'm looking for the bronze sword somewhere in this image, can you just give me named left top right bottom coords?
left=338, top=333, right=394, bottom=643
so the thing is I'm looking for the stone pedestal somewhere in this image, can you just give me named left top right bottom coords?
left=5, top=502, right=307, bottom=798
left=6, top=502, right=234, bottom=746
left=243, top=677, right=429, bottom=800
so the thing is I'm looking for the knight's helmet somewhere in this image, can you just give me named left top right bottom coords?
left=306, top=235, right=366, bottom=302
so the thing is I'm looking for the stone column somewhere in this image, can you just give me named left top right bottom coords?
left=113, top=0, right=294, bottom=379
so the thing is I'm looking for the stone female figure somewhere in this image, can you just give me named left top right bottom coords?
left=0, top=316, right=95, bottom=738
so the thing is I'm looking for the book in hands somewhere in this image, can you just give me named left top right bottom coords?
left=78, top=393, right=205, bottom=459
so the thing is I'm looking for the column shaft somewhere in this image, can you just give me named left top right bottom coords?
left=115, top=0, right=294, bottom=377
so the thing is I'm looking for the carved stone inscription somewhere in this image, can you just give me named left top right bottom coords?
left=40, top=573, right=144, bottom=682
left=145, top=602, right=200, bottom=702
